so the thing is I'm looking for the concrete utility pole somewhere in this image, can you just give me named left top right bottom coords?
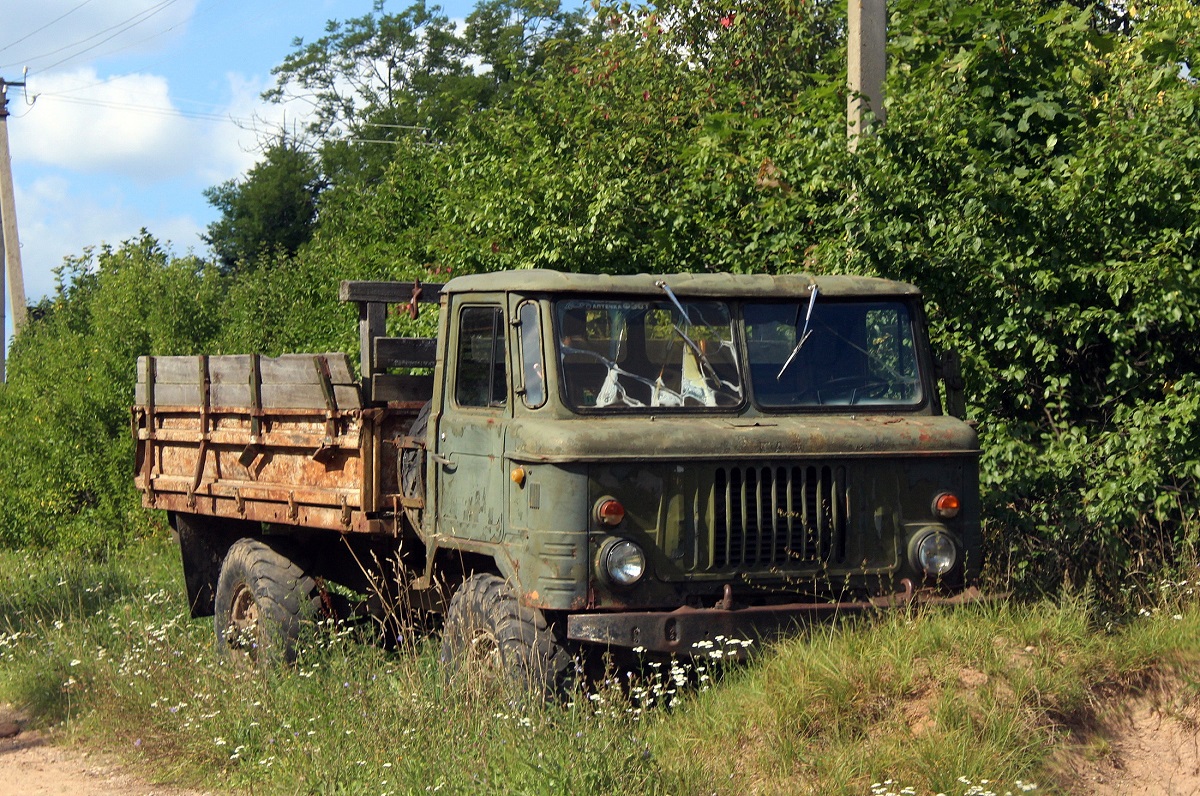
left=0, top=77, right=29, bottom=383
left=847, top=0, right=887, bottom=151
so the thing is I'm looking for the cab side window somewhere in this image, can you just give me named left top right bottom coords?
left=518, top=302, right=546, bottom=408
left=455, top=306, right=507, bottom=408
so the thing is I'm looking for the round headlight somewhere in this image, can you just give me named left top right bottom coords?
left=915, top=532, right=957, bottom=578
left=604, top=539, right=646, bottom=587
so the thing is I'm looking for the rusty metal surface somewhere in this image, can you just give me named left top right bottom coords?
left=133, top=350, right=433, bottom=536
left=134, top=402, right=368, bottom=529
left=566, top=586, right=992, bottom=656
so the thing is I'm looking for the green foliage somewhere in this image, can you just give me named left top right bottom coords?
left=264, top=0, right=591, bottom=185
left=203, top=135, right=322, bottom=272
left=0, top=234, right=225, bottom=550
left=845, top=0, right=1200, bottom=594
left=3, top=0, right=1200, bottom=604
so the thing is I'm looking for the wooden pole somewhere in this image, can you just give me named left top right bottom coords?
left=847, top=0, right=887, bottom=151
left=0, top=79, right=28, bottom=382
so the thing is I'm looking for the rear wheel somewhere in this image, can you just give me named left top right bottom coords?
left=214, top=538, right=321, bottom=664
left=440, top=574, right=573, bottom=700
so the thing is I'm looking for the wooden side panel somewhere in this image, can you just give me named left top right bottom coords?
left=374, top=337, right=437, bottom=370
left=132, top=352, right=376, bottom=532
left=136, top=353, right=362, bottom=410
left=372, top=374, right=435, bottom=404
left=209, top=355, right=252, bottom=407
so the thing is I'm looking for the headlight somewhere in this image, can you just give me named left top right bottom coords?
left=909, top=530, right=958, bottom=579
left=603, top=539, right=646, bottom=587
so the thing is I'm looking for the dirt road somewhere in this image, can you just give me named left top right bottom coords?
left=0, top=705, right=208, bottom=796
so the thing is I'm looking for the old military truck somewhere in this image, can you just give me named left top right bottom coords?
left=132, top=270, right=981, bottom=691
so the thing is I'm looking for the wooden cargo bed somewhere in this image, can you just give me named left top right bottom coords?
left=132, top=353, right=416, bottom=535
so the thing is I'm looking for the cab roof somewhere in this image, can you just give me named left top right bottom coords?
left=441, top=269, right=920, bottom=299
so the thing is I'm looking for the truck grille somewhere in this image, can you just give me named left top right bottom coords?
left=710, top=464, right=848, bottom=569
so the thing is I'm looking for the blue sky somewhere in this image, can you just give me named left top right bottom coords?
left=0, top=0, right=479, bottom=349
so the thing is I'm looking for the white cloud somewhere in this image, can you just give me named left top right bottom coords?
left=11, top=173, right=205, bottom=302
left=14, top=69, right=203, bottom=179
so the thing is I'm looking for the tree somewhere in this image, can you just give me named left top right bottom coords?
left=264, top=0, right=593, bottom=184
left=202, top=135, right=322, bottom=271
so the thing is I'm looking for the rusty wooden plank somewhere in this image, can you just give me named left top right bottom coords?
left=339, top=281, right=444, bottom=305
left=140, top=428, right=361, bottom=449
left=146, top=491, right=382, bottom=532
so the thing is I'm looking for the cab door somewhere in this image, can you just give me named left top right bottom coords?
left=435, top=298, right=509, bottom=544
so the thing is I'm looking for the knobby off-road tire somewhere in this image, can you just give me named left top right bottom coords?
left=440, top=574, right=574, bottom=701
left=214, top=538, right=321, bottom=665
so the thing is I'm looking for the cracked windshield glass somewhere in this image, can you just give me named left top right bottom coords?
left=744, top=301, right=924, bottom=408
left=556, top=299, right=742, bottom=410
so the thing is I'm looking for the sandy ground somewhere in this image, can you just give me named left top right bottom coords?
left=1066, top=693, right=1200, bottom=796
left=0, top=706, right=208, bottom=796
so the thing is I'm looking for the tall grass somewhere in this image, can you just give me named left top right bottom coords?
left=2, top=534, right=1197, bottom=795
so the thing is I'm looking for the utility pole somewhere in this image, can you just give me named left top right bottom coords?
left=0, top=76, right=29, bottom=383
left=847, top=0, right=887, bottom=151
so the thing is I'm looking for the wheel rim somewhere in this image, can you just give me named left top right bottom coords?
left=466, top=628, right=502, bottom=671
left=226, top=583, right=261, bottom=657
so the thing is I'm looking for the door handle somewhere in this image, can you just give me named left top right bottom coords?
left=430, top=452, right=456, bottom=471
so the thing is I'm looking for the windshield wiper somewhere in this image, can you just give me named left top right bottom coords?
left=655, top=279, right=692, bottom=325
left=657, top=280, right=739, bottom=398
left=776, top=284, right=819, bottom=381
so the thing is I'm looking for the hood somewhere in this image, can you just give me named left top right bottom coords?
left=505, top=414, right=979, bottom=463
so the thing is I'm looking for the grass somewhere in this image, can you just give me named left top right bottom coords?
left=1, top=533, right=1198, bottom=795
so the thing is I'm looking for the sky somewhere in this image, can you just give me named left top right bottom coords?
left=0, top=0, right=479, bottom=351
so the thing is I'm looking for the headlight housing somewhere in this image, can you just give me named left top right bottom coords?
left=601, top=539, right=646, bottom=587
left=908, top=529, right=958, bottom=579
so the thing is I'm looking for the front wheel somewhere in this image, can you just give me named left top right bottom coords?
left=439, top=574, right=573, bottom=700
left=213, top=538, right=321, bottom=664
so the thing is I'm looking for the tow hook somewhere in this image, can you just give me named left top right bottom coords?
left=715, top=583, right=734, bottom=611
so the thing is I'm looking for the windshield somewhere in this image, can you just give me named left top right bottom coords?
left=744, top=300, right=924, bottom=408
left=556, top=299, right=742, bottom=410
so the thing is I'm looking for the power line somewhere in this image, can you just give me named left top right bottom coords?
left=0, top=0, right=185, bottom=73
left=45, top=93, right=282, bottom=133
left=14, top=0, right=232, bottom=98
left=0, top=0, right=98, bottom=57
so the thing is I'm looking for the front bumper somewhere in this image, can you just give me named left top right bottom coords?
left=565, top=583, right=990, bottom=657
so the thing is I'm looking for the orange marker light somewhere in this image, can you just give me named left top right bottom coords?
left=510, top=466, right=526, bottom=486
left=595, top=498, right=625, bottom=527
left=933, top=492, right=960, bottom=519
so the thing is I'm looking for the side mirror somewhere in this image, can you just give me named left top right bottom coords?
left=937, top=350, right=966, bottom=420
